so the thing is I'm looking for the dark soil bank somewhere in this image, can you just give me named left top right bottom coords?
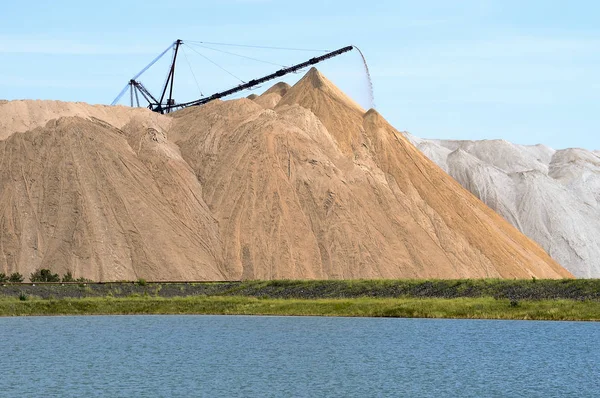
left=2, top=279, right=600, bottom=301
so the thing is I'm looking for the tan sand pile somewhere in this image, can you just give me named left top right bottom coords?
left=0, top=117, right=223, bottom=281
left=0, top=68, right=572, bottom=280
left=251, top=82, right=290, bottom=109
left=0, top=99, right=171, bottom=141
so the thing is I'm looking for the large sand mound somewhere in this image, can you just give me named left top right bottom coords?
left=0, top=69, right=571, bottom=280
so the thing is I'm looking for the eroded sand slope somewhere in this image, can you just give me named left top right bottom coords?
left=0, top=116, right=223, bottom=281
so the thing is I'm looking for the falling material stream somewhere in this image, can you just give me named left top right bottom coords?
left=353, top=46, right=375, bottom=109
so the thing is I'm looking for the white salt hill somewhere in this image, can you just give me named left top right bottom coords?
left=411, top=136, right=600, bottom=278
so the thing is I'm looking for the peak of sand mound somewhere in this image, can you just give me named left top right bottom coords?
left=281, top=69, right=364, bottom=114
left=251, top=82, right=292, bottom=110
left=0, top=69, right=572, bottom=280
left=277, top=67, right=365, bottom=153
left=263, top=82, right=291, bottom=97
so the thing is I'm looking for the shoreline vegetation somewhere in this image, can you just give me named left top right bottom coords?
left=1, top=279, right=600, bottom=321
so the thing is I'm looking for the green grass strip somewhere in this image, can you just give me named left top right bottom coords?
left=1, top=296, right=600, bottom=321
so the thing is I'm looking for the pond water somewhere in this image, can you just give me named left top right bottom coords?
left=1, top=315, right=598, bottom=397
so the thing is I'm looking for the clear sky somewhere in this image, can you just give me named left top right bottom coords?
left=1, top=0, right=598, bottom=149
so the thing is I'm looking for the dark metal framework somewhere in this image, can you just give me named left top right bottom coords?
left=112, top=39, right=354, bottom=114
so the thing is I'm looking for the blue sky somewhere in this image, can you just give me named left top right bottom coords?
left=1, top=0, right=598, bottom=149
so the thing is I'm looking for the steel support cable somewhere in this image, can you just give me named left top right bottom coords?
left=111, top=41, right=176, bottom=105
left=184, top=44, right=246, bottom=83
left=183, top=40, right=330, bottom=53
left=181, top=46, right=204, bottom=97
left=133, top=42, right=176, bottom=81
left=185, top=42, right=286, bottom=67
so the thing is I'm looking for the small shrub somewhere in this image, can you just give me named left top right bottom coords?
left=30, top=269, right=60, bottom=283
left=19, top=292, right=28, bottom=301
left=8, top=273, right=24, bottom=283
left=510, top=300, right=520, bottom=307
left=137, top=278, right=147, bottom=286
left=62, top=271, right=75, bottom=282
left=0, top=273, right=7, bottom=283
left=111, top=287, right=122, bottom=296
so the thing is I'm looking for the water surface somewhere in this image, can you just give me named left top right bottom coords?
left=1, top=315, right=598, bottom=397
